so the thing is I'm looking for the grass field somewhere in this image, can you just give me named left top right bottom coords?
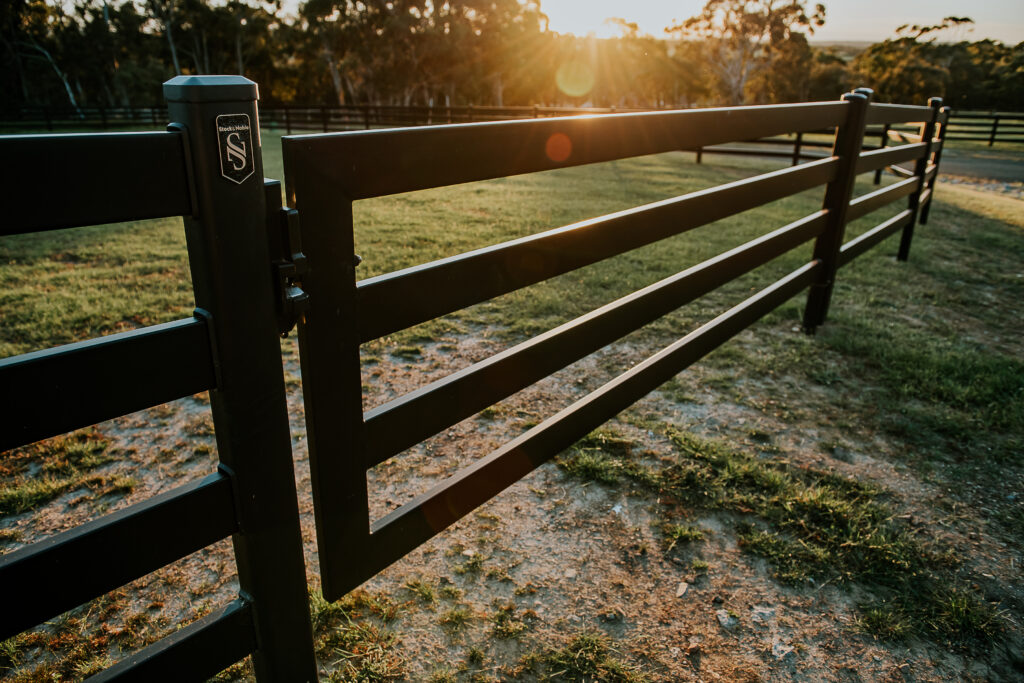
left=1, top=130, right=1023, bottom=680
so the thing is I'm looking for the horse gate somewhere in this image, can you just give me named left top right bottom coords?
left=0, top=75, right=947, bottom=680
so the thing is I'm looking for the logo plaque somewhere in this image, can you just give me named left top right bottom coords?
left=216, top=113, right=255, bottom=184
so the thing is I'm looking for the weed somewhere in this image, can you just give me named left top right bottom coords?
left=210, top=659, right=253, bottom=681
left=0, top=527, right=21, bottom=544
left=439, top=585, right=462, bottom=600
left=0, top=634, right=25, bottom=671
left=309, top=589, right=404, bottom=679
left=184, top=414, right=215, bottom=437
left=404, top=578, right=436, bottom=606
left=475, top=511, right=501, bottom=529
left=478, top=405, right=500, bottom=420
left=454, top=552, right=487, bottom=575
left=428, top=669, right=457, bottom=683
left=0, top=429, right=112, bottom=515
left=390, top=345, right=423, bottom=360
left=438, top=606, right=471, bottom=634
left=489, top=601, right=529, bottom=639
left=540, top=633, right=646, bottom=682
left=661, top=523, right=704, bottom=551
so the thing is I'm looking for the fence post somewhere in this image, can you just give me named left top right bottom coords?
left=163, top=75, right=317, bottom=682
left=988, top=114, right=999, bottom=146
left=873, top=123, right=889, bottom=185
left=898, top=97, right=941, bottom=260
left=791, top=131, right=803, bottom=166
left=920, top=105, right=951, bottom=225
left=802, top=90, right=870, bottom=333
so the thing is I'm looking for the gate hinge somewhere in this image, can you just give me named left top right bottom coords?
left=266, top=202, right=310, bottom=337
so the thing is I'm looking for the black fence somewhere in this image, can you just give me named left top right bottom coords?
left=1, top=78, right=947, bottom=680
left=945, top=110, right=1024, bottom=145
left=0, top=76, right=317, bottom=681
left=3, top=101, right=1011, bottom=146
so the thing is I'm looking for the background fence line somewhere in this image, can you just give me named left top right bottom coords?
left=2, top=103, right=1019, bottom=146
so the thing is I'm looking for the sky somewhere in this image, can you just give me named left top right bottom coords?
left=539, top=0, right=1024, bottom=44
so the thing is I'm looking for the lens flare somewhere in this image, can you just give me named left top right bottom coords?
left=545, top=133, right=572, bottom=162
left=555, top=60, right=595, bottom=98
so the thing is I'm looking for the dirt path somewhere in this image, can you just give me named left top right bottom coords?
left=938, top=147, right=1024, bottom=183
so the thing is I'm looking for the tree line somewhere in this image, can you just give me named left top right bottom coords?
left=2, top=1, right=1022, bottom=114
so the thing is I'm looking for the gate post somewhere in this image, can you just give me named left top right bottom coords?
left=803, top=90, right=870, bottom=332
left=920, top=105, right=951, bottom=225
left=898, top=97, right=941, bottom=261
left=163, top=75, right=317, bottom=682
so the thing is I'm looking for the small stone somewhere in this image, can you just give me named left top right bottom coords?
left=715, top=609, right=738, bottom=629
left=751, top=606, right=775, bottom=624
left=461, top=549, right=476, bottom=557
left=564, top=568, right=578, bottom=579
left=676, top=582, right=689, bottom=597
left=686, top=643, right=702, bottom=657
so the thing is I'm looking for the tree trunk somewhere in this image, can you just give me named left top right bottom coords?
left=23, top=40, right=79, bottom=112
left=165, top=20, right=181, bottom=74
left=321, top=38, right=345, bottom=105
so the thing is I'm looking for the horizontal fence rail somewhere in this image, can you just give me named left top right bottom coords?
left=0, top=318, right=215, bottom=451
left=284, top=91, right=949, bottom=602
left=0, top=131, right=194, bottom=234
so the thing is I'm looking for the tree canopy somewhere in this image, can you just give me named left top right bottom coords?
left=1, top=1, right=1020, bottom=112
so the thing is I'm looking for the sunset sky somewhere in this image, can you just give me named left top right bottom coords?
left=539, top=0, right=1024, bottom=44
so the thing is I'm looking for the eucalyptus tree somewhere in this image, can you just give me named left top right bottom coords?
left=667, top=0, right=825, bottom=104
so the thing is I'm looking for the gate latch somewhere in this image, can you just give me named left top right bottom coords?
left=267, top=205, right=310, bottom=337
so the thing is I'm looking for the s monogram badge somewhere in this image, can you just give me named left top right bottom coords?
left=216, top=113, right=255, bottom=184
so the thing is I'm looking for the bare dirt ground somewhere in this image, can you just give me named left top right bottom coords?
left=5, top=321, right=1023, bottom=681
left=2, top=179, right=1022, bottom=682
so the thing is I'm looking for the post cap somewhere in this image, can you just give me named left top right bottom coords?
left=163, top=75, right=258, bottom=103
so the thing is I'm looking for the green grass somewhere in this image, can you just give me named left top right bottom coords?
left=0, top=430, right=116, bottom=515
left=562, top=426, right=1003, bottom=648
left=531, top=633, right=647, bottom=682
left=308, top=589, right=404, bottom=679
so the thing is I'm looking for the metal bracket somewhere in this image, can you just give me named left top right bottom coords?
left=263, top=179, right=310, bottom=337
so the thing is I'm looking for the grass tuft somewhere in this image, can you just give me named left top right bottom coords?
left=539, top=633, right=647, bottom=682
